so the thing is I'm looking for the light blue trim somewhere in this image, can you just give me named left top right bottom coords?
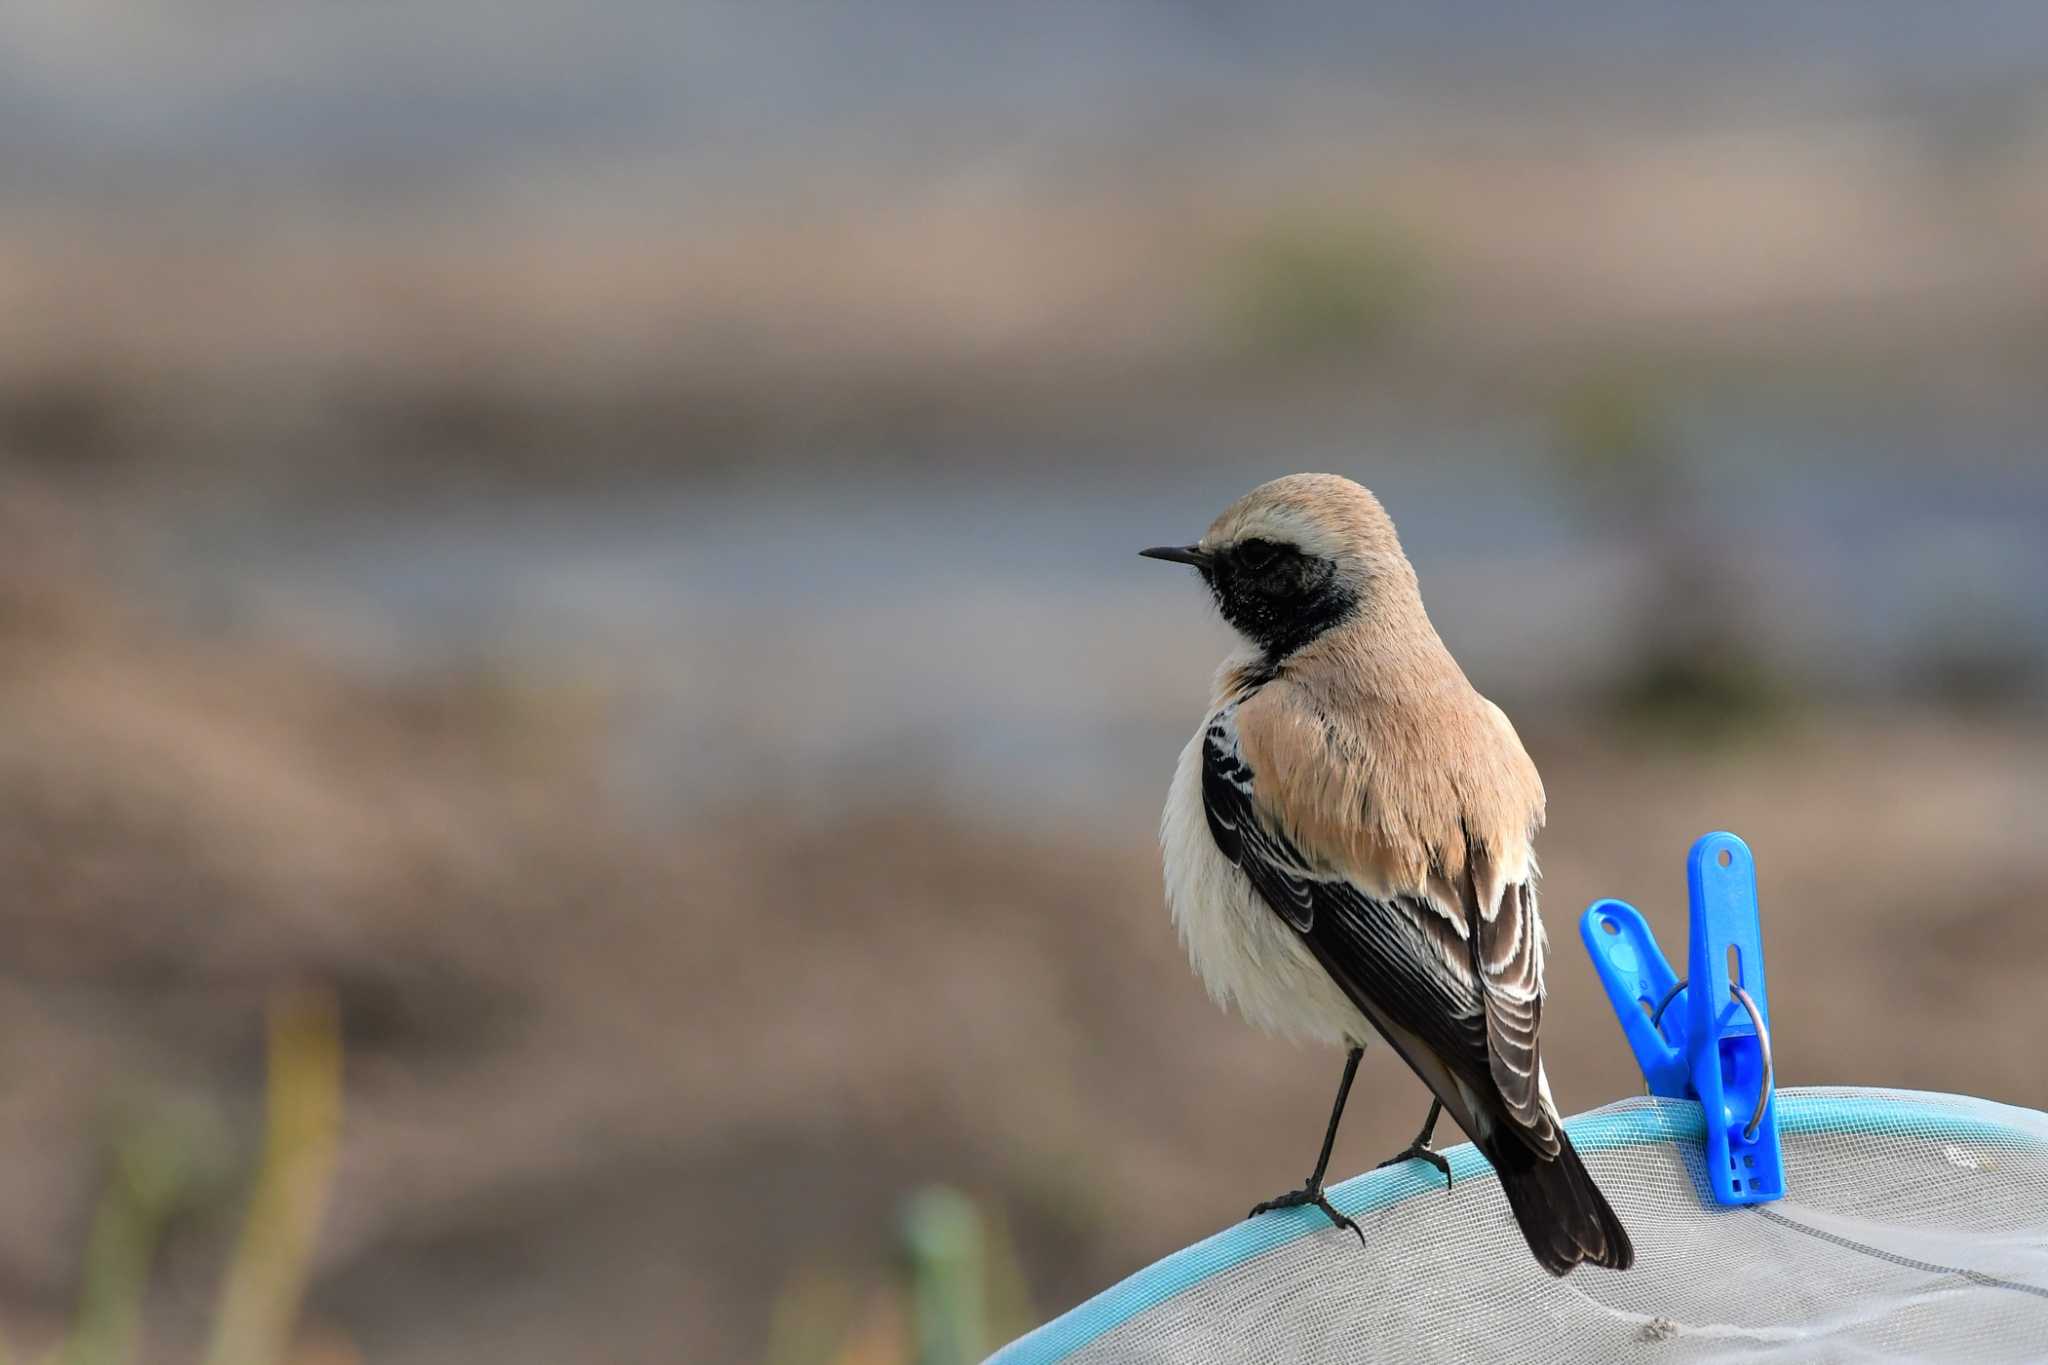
left=986, top=1089, right=2048, bottom=1365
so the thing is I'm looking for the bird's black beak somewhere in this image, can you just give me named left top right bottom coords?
left=1139, top=545, right=1212, bottom=567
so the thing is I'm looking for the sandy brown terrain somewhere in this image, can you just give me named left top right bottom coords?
left=0, top=481, right=2041, bottom=1362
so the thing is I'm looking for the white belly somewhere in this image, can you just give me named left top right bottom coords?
left=1161, top=724, right=1372, bottom=1049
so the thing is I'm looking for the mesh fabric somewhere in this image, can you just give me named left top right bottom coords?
left=992, top=1087, right=2048, bottom=1364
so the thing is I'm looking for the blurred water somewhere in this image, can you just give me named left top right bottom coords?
left=10, top=1, right=2048, bottom=173
left=146, top=406, right=2047, bottom=823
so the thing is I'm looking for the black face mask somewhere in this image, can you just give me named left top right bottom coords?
left=1203, top=539, right=1358, bottom=665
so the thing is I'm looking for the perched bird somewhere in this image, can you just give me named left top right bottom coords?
left=1143, top=473, right=1633, bottom=1276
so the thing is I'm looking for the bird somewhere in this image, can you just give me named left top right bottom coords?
left=1141, top=472, right=1633, bottom=1276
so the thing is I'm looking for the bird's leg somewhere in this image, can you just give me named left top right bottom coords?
left=1374, top=1098, right=1453, bottom=1189
left=1247, top=1046, right=1366, bottom=1246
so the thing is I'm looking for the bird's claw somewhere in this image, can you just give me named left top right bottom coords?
left=1375, top=1142, right=1453, bottom=1190
left=1247, top=1185, right=1365, bottom=1247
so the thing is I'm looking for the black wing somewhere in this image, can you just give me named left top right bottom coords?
left=1474, top=876, right=1550, bottom=1142
left=1201, top=705, right=1558, bottom=1154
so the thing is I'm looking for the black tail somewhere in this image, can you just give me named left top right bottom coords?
left=1481, top=1128, right=1634, bottom=1275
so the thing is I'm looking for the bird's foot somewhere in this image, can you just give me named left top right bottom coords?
left=1375, top=1141, right=1453, bottom=1190
left=1247, top=1184, right=1364, bottom=1247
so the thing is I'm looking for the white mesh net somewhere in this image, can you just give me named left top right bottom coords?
left=991, top=1087, right=2048, bottom=1364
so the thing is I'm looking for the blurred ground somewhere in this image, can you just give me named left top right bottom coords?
left=0, top=469, right=2043, bottom=1363
left=2, top=11, right=2047, bottom=1364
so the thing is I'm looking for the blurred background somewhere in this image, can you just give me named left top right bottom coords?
left=2, top=3, right=2047, bottom=1362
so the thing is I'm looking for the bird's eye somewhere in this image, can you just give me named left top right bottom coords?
left=1235, top=539, right=1281, bottom=572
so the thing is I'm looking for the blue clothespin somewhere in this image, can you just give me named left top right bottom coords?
left=1579, top=832, right=1784, bottom=1206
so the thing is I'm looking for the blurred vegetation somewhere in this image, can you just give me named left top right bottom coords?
left=1910, top=617, right=2048, bottom=716
left=1603, top=621, right=1793, bottom=744
left=0, top=369, right=133, bottom=474
left=764, top=1188, right=1033, bottom=1365
left=6, top=992, right=342, bottom=1365
left=1548, top=369, right=1789, bottom=742
left=1220, top=218, right=1428, bottom=360
left=1548, top=371, right=1681, bottom=521
left=204, top=992, right=343, bottom=1365
left=51, top=1103, right=229, bottom=1365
